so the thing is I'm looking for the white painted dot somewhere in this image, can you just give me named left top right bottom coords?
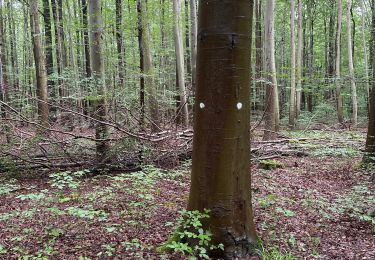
left=199, top=103, right=205, bottom=109
left=237, top=102, right=243, bottom=110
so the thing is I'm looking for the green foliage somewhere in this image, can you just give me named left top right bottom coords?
left=16, top=193, right=46, bottom=201
left=98, top=244, right=116, bottom=257
left=45, top=228, right=65, bottom=239
left=257, top=194, right=278, bottom=208
left=49, top=170, right=88, bottom=190
left=294, top=103, right=337, bottom=128
left=0, top=244, right=7, bottom=254
left=336, top=184, right=375, bottom=228
left=158, top=209, right=224, bottom=259
left=275, top=207, right=296, bottom=217
left=256, top=239, right=295, bottom=260
left=65, top=206, right=108, bottom=220
left=259, top=160, right=284, bottom=170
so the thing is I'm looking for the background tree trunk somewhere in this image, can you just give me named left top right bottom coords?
left=188, top=1, right=257, bottom=258
left=137, top=0, right=159, bottom=132
left=289, top=0, right=296, bottom=129
left=82, top=0, right=91, bottom=78
left=296, top=0, right=303, bottom=117
left=173, top=0, right=189, bottom=128
left=347, top=0, right=357, bottom=125
left=30, top=0, right=49, bottom=127
left=360, top=0, right=370, bottom=112
left=88, top=0, right=109, bottom=162
left=335, top=0, right=344, bottom=123
left=189, top=0, right=197, bottom=93
left=116, top=0, right=126, bottom=88
left=263, top=0, right=279, bottom=140
left=43, top=0, right=56, bottom=120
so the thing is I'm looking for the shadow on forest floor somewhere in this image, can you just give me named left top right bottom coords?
left=0, top=130, right=374, bottom=259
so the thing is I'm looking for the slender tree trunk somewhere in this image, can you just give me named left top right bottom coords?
left=255, top=0, right=263, bottom=112
left=289, top=0, right=296, bottom=129
left=82, top=0, right=91, bottom=77
left=307, top=1, right=314, bottom=113
left=327, top=0, right=336, bottom=99
left=0, top=0, right=9, bottom=130
left=364, top=3, right=375, bottom=175
left=8, top=2, right=19, bottom=92
left=116, top=0, right=126, bottom=88
left=88, top=0, right=109, bottom=162
left=137, top=0, right=145, bottom=127
left=43, top=0, right=57, bottom=120
left=137, top=0, right=159, bottom=131
left=263, top=0, right=279, bottom=140
left=336, top=0, right=344, bottom=123
left=30, top=0, right=49, bottom=127
left=173, top=0, right=189, bottom=128
left=189, top=0, right=197, bottom=93
left=360, top=0, right=370, bottom=112
left=346, top=0, right=357, bottom=125
left=296, top=0, right=303, bottom=117
left=184, top=0, right=191, bottom=76
left=188, top=1, right=257, bottom=258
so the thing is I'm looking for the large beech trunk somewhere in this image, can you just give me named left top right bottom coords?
left=187, top=1, right=257, bottom=258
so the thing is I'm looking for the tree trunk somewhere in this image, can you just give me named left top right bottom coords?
left=360, top=0, right=370, bottom=112
left=184, top=0, right=191, bottom=76
left=188, top=1, right=257, bottom=258
left=116, top=0, right=126, bottom=88
left=307, top=0, right=314, bottom=113
left=335, top=0, right=344, bottom=123
left=254, top=0, right=263, bottom=112
left=82, top=0, right=91, bottom=77
left=173, top=0, right=189, bottom=128
left=0, top=0, right=9, bottom=131
left=296, top=0, right=303, bottom=117
left=30, top=0, right=49, bottom=127
left=263, top=0, right=279, bottom=141
left=137, top=0, right=159, bottom=132
left=364, top=1, right=375, bottom=170
left=8, top=2, right=19, bottom=91
left=289, top=0, right=296, bottom=129
left=346, top=0, right=357, bottom=125
left=189, top=0, right=197, bottom=93
left=43, top=0, right=57, bottom=120
left=88, top=0, right=109, bottom=163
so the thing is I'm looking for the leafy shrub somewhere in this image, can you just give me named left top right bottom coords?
left=158, top=209, right=224, bottom=259
left=49, top=170, right=89, bottom=190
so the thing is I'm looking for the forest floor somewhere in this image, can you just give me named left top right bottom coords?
left=0, top=130, right=374, bottom=259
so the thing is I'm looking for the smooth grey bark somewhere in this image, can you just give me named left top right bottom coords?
left=189, top=0, right=197, bottom=92
left=173, top=0, right=189, bottom=128
left=346, top=0, right=358, bottom=125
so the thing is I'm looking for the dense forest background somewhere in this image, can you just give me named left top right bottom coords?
left=0, top=0, right=374, bottom=259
